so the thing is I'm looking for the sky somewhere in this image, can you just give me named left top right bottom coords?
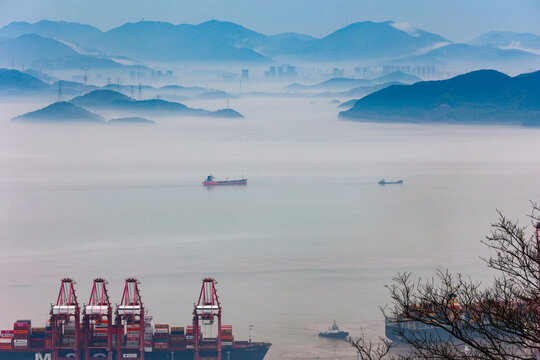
left=0, top=0, right=539, bottom=41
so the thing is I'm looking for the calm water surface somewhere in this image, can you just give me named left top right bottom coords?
left=1, top=97, right=540, bottom=360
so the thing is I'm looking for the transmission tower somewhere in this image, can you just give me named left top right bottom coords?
left=81, top=66, right=91, bottom=91
left=57, top=81, right=63, bottom=101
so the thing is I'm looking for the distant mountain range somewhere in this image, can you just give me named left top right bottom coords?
left=108, top=117, right=155, bottom=125
left=471, top=31, right=540, bottom=54
left=390, top=43, right=540, bottom=70
left=285, top=77, right=375, bottom=91
left=0, top=20, right=529, bottom=67
left=340, top=69, right=540, bottom=125
left=0, top=33, right=149, bottom=71
left=0, top=20, right=102, bottom=45
left=285, top=71, right=421, bottom=94
left=0, top=19, right=538, bottom=70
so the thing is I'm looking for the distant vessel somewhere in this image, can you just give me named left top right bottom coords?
left=203, top=175, right=247, bottom=186
left=378, top=179, right=403, bottom=185
left=318, top=321, right=349, bottom=339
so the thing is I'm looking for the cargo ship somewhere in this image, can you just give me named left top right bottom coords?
left=378, top=179, right=403, bottom=185
left=0, top=278, right=270, bottom=360
left=318, top=321, right=348, bottom=339
left=203, top=175, right=247, bottom=186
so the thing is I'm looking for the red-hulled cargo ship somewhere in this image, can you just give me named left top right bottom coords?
left=0, top=278, right=270, bottom=360
left=202, top=175, right=247, bottom=186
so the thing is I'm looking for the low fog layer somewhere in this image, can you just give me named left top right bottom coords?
left=1, top=97, right=540, bottom=360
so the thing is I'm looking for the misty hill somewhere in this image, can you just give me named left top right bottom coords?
left=70, top=89, right=132, bottom=107
left=299, top=21, right=448, bottom=61
left=286, top=77, right=375, bottom=91
left=54, top=80, right=99, bottom=96
left=471, top=31, right=540, bottom=54
left=196, top=90, right=237, bottom=100
left=324, top=81, right=404, bottom=99
left=158, top=85, right=209, bottom=97
left=371, top=71, right=422, bottom=84
left=338, top=99, right=359, bottom=109
left=108, top=117, right=155, bottom=125
left=340, top=69, right=540, bottom=125
left=390, top=43, right=540, bottom=69
left=0, top=34, right=149, bottom=71
left=70, top=90, right=244, bottom=118
left=12, top=101, right=105, bottom=123
left=0, top=20, right=102, bottom=44
left=0, top=68, right=50, bottom=94
left=87, top=20, right=271, bottom=63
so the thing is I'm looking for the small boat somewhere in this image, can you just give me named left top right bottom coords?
left=203, top=174, right=247, bottom=186
left=318, top=321, right=349, bottom=339
left=378, top=179, right=403, bottom=185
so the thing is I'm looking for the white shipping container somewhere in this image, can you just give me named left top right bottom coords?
left=13, top=339, right=28, bottom=345
left=123, top=354, right=138, bottom=358
left=154, top=329, right=168, bottom=334
left=0, top=339, right=12, bottom=344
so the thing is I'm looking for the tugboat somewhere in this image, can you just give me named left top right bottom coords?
left=203, top=174, right=247, bottom=186
left=318, top=321, right=349, bottom=339
left=378, top=179, right=403, bottom=185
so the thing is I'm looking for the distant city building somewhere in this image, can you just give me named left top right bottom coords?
left=354, top=66, right=370, bottom=76
left=265, top=65, right=297, bottom=79
left=222, top=73, right=238, bottom=81
left=242, top=69, right=249, bottom=80
left=286, top=65, right=297, bottom=78
left=332, top=68, right=344, bottom=77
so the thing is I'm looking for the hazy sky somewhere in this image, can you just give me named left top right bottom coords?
left=0, top=0, right=539, bottom=41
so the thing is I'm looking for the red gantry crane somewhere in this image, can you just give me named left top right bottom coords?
left=83, top=278, right=113, bottom=360
left=193, top=278, right=222, bottom=360
left=115, top=278, right=145, bottom=360
left=50, top=278, right=81, bottom=360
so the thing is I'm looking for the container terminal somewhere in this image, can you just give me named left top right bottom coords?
left=0, top=278, right=270, bottom=360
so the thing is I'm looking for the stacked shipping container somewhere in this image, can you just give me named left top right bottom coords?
left=45, top=322, right=52, bottom=348
left=170, top=327, right=184, bottom=348
left=0, top=321, right=237, bottom=352
left=185, top=325, right=195, bottom=349
left=62, top=323, right=76, bottom=347
left=31, top=327, right=45, bottom=348
left=125, top=324, right=141, bottom=348
left=143, top=316, right=153, bottom=352
left=153, top=325, right=169, bottom=350
left=13, top=320, right=31, bottom=350
left=221, top=326, right=233, bottom=347
left=92, top=321, right=109, bottom=347
left=0, top=330, right=13, bottom=350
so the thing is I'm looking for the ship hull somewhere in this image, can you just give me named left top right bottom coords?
left=0, top=344, right=270, bottom=360
left=203, top=180, right=247, bottom=186
left=318, top=333, right=348, bottom=339
left=385, top=319, right=454, bottom=343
